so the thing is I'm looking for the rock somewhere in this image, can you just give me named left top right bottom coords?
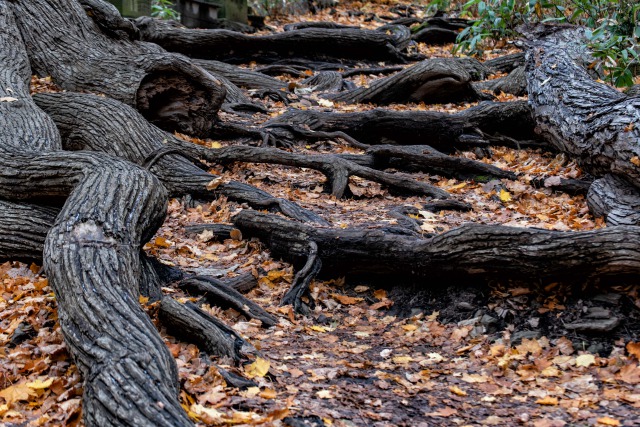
left=592, top=293, right=622, bottom=305
left=564, top=317, right=621, bottom=333
left=511, top=330, right=541, bottom=345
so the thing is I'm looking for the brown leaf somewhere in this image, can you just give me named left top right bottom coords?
left=627, top=342, right=640, bottom=360
left=331, top=293, right=363, bottom=305
left=425, top=407, right=457, bottom=417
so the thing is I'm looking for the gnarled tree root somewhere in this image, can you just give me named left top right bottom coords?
left=233, top=210, right=640, bottom=281
left=10, top=0, right=225, bottom=137
left=34, top=92, right=326, bottom=224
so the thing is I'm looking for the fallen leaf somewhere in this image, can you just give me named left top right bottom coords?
left=575, top=354, right=596, bottom=368
left=499, top=189, right=512, bottom=202
left=626, top=342, right=640, bottom=360
left=229, top=228, right=242, bottom=241
left=425, top=407, right=457, bottom=417
left=331, top=293, right=363, bottom=305
left=536, top=396, right=558, bottom=405
left=449, top=385, right=467, bottom=396
left=0, top=383, right=35, bottom=405
left=260, top=388, right=277, bottom=399
left=597, top=417, right=621, bottom=426
left=0, top=97, right=18, bottom=102
left=245, top=357, right=270, bottom=378
left=316, top=389, right=333, bottom=399
left=26, top=378, right=53, bottom=390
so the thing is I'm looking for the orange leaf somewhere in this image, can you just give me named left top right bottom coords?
left=626, top=342, right=640, bottom=360
left=536, top=396, right=558, bottom=406
left=331, top=294, right=363, bottom=305
left=597, top=417, right=620, bottom=426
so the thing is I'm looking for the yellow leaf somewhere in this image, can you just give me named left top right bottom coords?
left=331, top=294, right=363, bottom=305
left=0, top=384, right=35, bottom=405
left=210, top=141, right=223, bottom=149
left=245, top=357, right=270, bottom=378
left=631, top=157, right=640, bottom=167
left=575, top=354, right=596, bottom=368
left=402, top=324, right=418, bottom=332
left=309, top=325, right=327, bottom=333
left=597, top=416, right=621, bottom=426
left=26, top=378, right=53, bottom=390
left=139, top=296, right=149, bottom=305
left=449, top=385, right=467, bottom=396
left=536, top=396, right=558, bottom=405
left=499, top=189, right=512, bottom=202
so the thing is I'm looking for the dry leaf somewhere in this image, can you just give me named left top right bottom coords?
left=626, top=342, right=640, bottom=360
left=245, top=357, right=270, bottom=378
left=536, top=396, right=558, bottom=405
left=331, top=293, right=363, bottom=305
left=0, top=97, right=18, bottom=102
left=316, top=389, right=333, bottom=399
left=449, top=385, right=467, bottom=396
left=425, top=407, right=457, bottom=417
left=575, top=354, right=596, bottom=368
left=597, top=417, right=621, bottom=426
left=0, top=383, right=35, bottom=405
left=26, top=378, right=53, bottom=390
left=499, top=189, right=512, bottom=202
left=229, top=228, right=242, bottom=241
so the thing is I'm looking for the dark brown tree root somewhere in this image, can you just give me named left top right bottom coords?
left=233, top=210, right=640, bottom=281
left=178, top=276, right=277, bottom=327
left=280, top=242, right=322, bottom=313
left=265, top=101, right=543, bottom=151
left=34, top=92, right=326, bottom=225
left=134, top=17, right=411, bottom=63
left=159, top=297, right=254, bottom=362
left=327, top=58, right=489, bottom=105
left=170, top=142, right=451, bottom=199
left=10, top=0, right=225, bottom=137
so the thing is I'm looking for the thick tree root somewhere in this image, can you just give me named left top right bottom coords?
left=134, top=17, right=412, bottom=63
left=10, top=0, right=225, bottom=137
left=473, top=66, right=527, bottom=96
left=327, top=58, right=489, bottom=105
left=159, top=297, right=254, bottom=362
left=233, top=210, right=640, bottom=281
left=265, top=101, right=542, bottom=150
left=34, top=92, right=325, bottom=224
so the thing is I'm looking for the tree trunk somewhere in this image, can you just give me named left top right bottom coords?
left=134, top=17, right=412, bottom=63
left=524, top=25, right=640, bottom=224
left=10, top=0, right=226, bottom=137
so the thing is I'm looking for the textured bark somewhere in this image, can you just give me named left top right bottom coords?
left=525, top=25, right=640, bottom=224
left=525, top=26, right=640, bottom=188
left=0, top=200, right=56, bottom=262
left=588, top=174, right=640, bottom=226
left=10, top=0, right=226, bottom=137
left=266, top=101, right=542, bottom=151
left=192, top=59, right=287, bottom=92
left=474, top=66, right=527, bottom=96
left=34, top=92, right=326, bottom=224
left=328, top=58, right=488, bottom=105
left=234, top=210, right=640, bottom=281
left=134, top=17, right=411, bottom=63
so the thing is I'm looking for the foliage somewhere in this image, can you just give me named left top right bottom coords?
left=151, top=0, right=179, bottom=20
left=435, top=0, right=640, bottom=86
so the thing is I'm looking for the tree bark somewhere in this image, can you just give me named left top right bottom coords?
left=10, top=0, right=226, bottom=137
left=524, top=25, right=640, bottom=224
left=327, top=58, right=489, bottom=105
left=233, top=210, right=640, bottom=281
left=134, top=17, right=412, bottom=63
left=33, top=92, right=326, bottom=224
left=265, top=101, right=543, bottom=151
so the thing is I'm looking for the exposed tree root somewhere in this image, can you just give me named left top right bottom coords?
left=134, top=17, right=412, bottom=63
left=10, top=0, right=226, bottom=137
left=327, top=58, right=489, bottom=105
left=34, top=92, right=326, bottom=224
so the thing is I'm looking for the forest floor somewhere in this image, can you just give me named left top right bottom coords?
left=1, top=1, right=640, bottom=426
